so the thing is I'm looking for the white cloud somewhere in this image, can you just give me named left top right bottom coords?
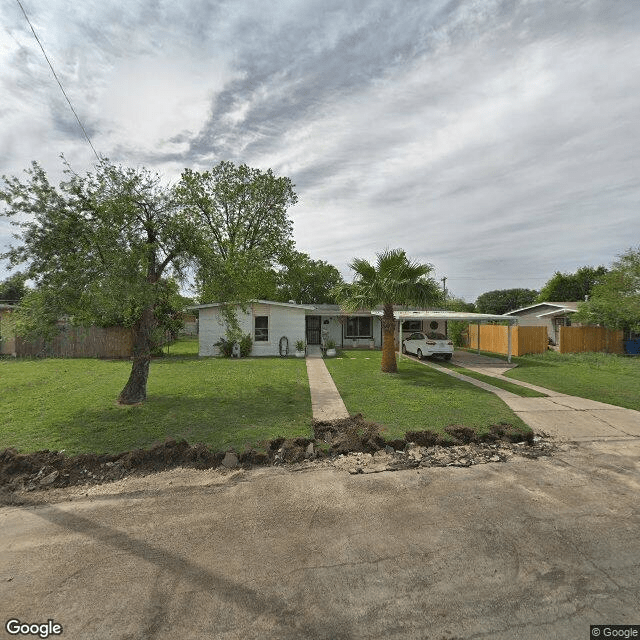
left=96, top=55, right=233, bottom=157
left=1, top=0, right=639, bottom=300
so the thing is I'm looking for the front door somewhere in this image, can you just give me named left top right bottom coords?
left=306, top=316, right=321, bottom=344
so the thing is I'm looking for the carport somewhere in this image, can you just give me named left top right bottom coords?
left=372, top=310, right=520, bottom=363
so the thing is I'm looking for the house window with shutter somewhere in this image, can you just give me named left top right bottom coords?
left=255, top=316, right=269, bottom=341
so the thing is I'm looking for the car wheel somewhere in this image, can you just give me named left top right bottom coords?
left=402, top=344, right=407, bottom=354
left=417, top=349, right=423, bottom=360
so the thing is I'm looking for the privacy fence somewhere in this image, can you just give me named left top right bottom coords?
left=464, top=324, right=624, bottom=356
left=558, top=326, right=623, bottom=354
left=466, top=325, right=547, bottom=356
left=13, top=326, right=133, bottom=358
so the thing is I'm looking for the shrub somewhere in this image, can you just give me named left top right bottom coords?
left=239, top=333, right=253, bottom=357
left=215, top=332, right=253, bottom=357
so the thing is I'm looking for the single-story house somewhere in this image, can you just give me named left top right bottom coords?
left=190, top=300, right=462, bottom=357
left=504, top=301, right=581, bottom=345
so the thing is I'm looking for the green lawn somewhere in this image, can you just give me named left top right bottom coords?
left=325, top=351, right=530, bottom=440
left=504, top=351, right=640, bottom=410
left=0, top=353, right=311, bottom=455
left=161, top=335, right=199, bottom=357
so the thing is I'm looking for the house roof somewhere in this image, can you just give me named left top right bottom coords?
left=188, top=300, right=316, bottom=311
left=371, top=309, right=519, bottom=324
left=504, top=301, right=580, bottom=316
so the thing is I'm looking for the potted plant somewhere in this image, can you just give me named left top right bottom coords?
left=325, top=339, right=337, bottom=357
left=295, top=339, right=306, bottom=358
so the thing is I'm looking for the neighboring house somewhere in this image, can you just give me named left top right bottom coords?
left=504, top=302, right=581, bottom=346
left=191, top=300, right=449, bottom=357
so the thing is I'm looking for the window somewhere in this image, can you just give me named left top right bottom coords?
left=254, top=316, right=269, bottom=341
left=345, top=316, right=372, bottom=338
left=402, top=320, right=422, bottom=332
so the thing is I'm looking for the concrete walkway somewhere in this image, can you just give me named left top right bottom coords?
left=305, top=356, right=349, bottom=421
left=414, top=352, right=640, bottom=442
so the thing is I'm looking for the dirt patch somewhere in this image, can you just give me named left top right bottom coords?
left=0, top=416, right=548, bottom=501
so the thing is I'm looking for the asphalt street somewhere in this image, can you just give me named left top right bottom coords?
left=1, top=437, right=639, bottom=640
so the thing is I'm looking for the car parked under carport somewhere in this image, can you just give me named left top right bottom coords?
left=402, top=330, right=454, bottom=360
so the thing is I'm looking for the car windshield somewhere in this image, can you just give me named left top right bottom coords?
left=426, top=332, right=447, bottom=340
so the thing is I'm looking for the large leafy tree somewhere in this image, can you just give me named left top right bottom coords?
left=334, top=249, right=442, bottom=373
left=0, top=271, right=28, bottom=304
left=177, top=161, right=297, bottom=303
left=537, top=266, right=607, bottom=302
left=475, top=288, right=538, bottom=315
left=274, top=250, right=344, bottom=304
left=574, top=247, right=640, bottom=333
left=0, top=160, right=202, bottom=404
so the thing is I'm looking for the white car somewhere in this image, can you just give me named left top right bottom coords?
left=402, top=331, right=454, bottom=360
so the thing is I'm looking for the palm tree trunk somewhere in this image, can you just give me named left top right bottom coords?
left=380, top=303, right=397, bottom=373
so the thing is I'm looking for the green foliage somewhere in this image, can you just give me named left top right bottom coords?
left=274, top=250, right=344, bottom=303
left=0, top=158, right=205, bottom=403
left=443, top=296, right=476, bottom=347
left=295, top=339, right=305, bottom=351
left=215, top=332, right=253, bottom=357
left=335, top=249, right=443, bottom=373
left=335, top=249, right=443, bottom=312
left=0, top=271, right=28, bottom=304
left=177, top=161, right=297, bottom=304
left=239, top=333, right=253, bottom=357
left=573, top=247, right=640, bottom=333
left=475, top=288, right=538, bottom=315
left=537, top=265, right=608, bottom=302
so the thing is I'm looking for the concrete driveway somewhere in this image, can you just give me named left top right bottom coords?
left=2, top=435, right=640, bottom=640
left=444, top=351, right=640, bottom=442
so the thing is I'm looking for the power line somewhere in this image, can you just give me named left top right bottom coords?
left=16, top=0, right=102, bottom=164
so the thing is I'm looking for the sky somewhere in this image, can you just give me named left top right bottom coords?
left=1, top=0, right=639, bottom=302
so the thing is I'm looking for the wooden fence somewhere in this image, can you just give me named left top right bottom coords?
left=467, top=324, right=547, bottom=356
left=14, top=326, right=133, bottom=358
left=559, top=326, right=624, bottom=354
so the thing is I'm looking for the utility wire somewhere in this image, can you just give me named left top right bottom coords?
left=16, top=0, right=103, bottom=164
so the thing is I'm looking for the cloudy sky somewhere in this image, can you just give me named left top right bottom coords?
left=1, top=0, right=638, bottom=301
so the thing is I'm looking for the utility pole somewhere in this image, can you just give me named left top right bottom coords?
left=441, top=277, right=447, bottom=300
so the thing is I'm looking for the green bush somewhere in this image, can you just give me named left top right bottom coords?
left=215, top=332, right=253, bottom=357
left=239, top=333, right=253, bottom=357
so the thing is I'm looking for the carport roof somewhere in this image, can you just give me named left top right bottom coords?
left=370, top=310, right=519, bottom=324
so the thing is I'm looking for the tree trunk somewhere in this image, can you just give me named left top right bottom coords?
left=118, top=305, right=155, bottom=405
left=380, top=303, right=398, bottom=373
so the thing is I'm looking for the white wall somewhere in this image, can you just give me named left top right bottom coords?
left=198, top=304, right=306, bottom=356
left=252, top=303, right=306, bottom=356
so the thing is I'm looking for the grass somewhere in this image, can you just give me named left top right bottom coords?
left=162, top=335, right=200, bottom=357
left=436, top=362, right=548, bottom=398
left=0, top=350, right=311, bottom=455
left=324, top=351, right=531, bottom=440
left=503, top=351, right=640, bottom=410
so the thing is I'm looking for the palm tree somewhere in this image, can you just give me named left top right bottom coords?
left=334, top=249, right=442, bottom=373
